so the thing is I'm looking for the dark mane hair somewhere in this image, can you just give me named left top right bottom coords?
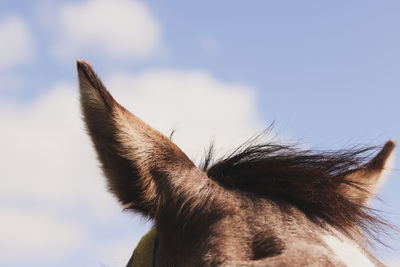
left=201, top=134, right=390, bottom=243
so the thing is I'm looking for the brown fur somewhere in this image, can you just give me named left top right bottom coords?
left=78, top=60, right=395, bottom=266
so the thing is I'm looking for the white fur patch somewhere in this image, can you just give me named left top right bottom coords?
left=322, top=234, right=374, bottom=267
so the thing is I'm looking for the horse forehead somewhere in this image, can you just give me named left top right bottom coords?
left=321, top=234, right=374, bottom=267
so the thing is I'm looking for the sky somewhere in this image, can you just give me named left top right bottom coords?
left=0, top=0, right=399, bottom=266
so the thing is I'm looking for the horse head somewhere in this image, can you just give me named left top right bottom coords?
left=78, top=60, right=395, bottom=266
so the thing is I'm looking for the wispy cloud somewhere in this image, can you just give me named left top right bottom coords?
left=0, top=14, right=35, bottom=70
left=51, top=0, right=162, bottom=61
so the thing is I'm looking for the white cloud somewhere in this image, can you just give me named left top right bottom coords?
left=0, top=208, right=85, bottom=262
left=52, top=0, right=162, bottom=61
left=0, top=14, right=35, bottom=69
left=0, top=68, right=262, bottom=263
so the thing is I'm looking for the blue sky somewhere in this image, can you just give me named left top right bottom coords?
left=0, top=0, right=399, bottom=266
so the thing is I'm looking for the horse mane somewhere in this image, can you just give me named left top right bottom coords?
left=200, top=133, right=390, bottom=243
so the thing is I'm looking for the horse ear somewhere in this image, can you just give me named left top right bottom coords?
left=341, top=140, right=396, bottom=206
left=77, top=60, right=202, bottom=218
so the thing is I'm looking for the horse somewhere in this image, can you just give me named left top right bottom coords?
left=77, top=60, right=396, bottom=266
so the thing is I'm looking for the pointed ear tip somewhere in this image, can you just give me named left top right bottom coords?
left=76, top=60, right=96, bottom=96
left=385, top=139, right=397, bottom=150
left=76, top=59, right=89, bottom=66
left=76, top=60, right=99, bottom=91
left=76, top=61, right=115, bottom=108
left=76, top=60, right=92, bottom=73
left=388, top=139, right=397, bottom=145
